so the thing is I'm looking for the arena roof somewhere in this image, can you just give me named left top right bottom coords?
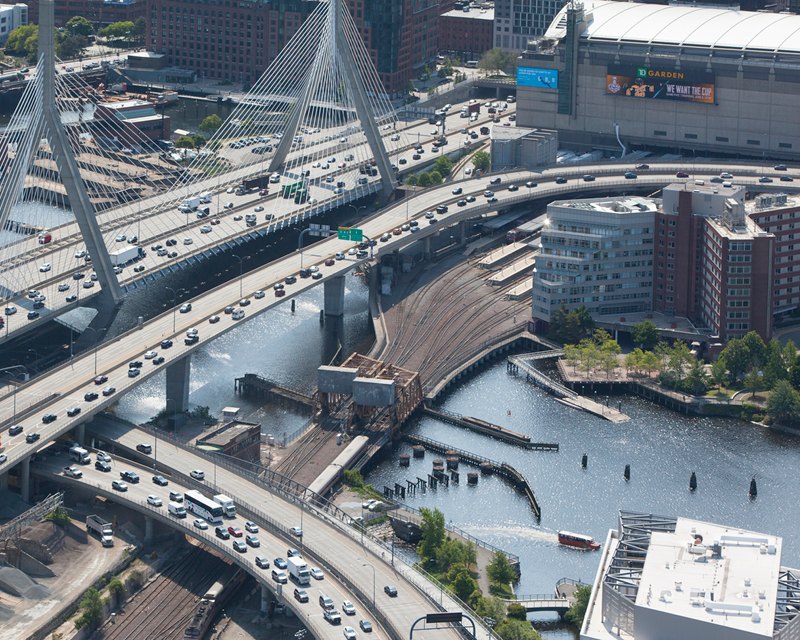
left=546, top=0, right=800, bottom=53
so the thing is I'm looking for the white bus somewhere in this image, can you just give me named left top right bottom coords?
left=184, top=490, right=224, bottom=524
left=465, top=61, right=478, bottom=68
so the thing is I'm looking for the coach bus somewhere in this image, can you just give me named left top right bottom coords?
left=184, top=490, right=224, bottom=524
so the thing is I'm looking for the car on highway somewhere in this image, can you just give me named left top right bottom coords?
left=115, top=235, right=126, bottom=242
left=84, top=391, right=99, bottom=401
left=710, top=177, right=724, bottom=183
left=294, top=588, right=309, bottom=602
left=233, top=540, right=247, bottom=553
left=239, top=298, right=250, bottom=307
left=246, top=534, right=260, bottom=547
left=256, top=556, right=270, bottom=569
left=102, top=386, right=116, bottom=397
left=781, top=176, right=795, bottom=182
left=112, top=480, right=128, bottom=492
left=27, top=311, right=40, bottom=320
left=272, top=569, right=288, bottom=584
left=42, top=414, right=56, bottom=424
left=676, top=171, right=689, bottom=178
left=161, top=339, right=173, bottom=349
left=136, top=444, right=152, bottom=454
left=526, top=181, right=538, bottom=189
left=129, top=360, right=143, bottom=369
left=215, top=526, right=231, bottom=540
left=190, top=469, right=205, bottom=480
left=359, top=620, right=372, bottom=632
left=484, top=191, right=494, bottom=197
left=209, top=315, right=220, bottom=324
left=147, top=495, right=163, bottom=507
left=625, top=172, right=638, bottom=179
left=9, top=425, right=23, bottom=436
left=508, top=184, right=519, bottom=191
left=95, top=460, right=111, bottom=472
left=227, top=526, right=243, bottom=538
left=121, top=470, right=139, bottom=483
left=26, top=432, right=42, bottom=442
left=721, top=172, right=733, bottom=179
left=325, top=258, right=335, bottom=266
left=384, top=585, right=398, bottom=597
left=200, top=225, right=212, bottom=233
left=153, top=356, right=165, bottom=365
left=82, top=281, right=95, bottom=289
left=311, top=567, right=324, bottom=580
left=145, top=350, right=157, bottom=359
left=342, top=601, right=356, bottom=616
left=245, top=521, right=259, bottom=533
left=97, top=452, right=111, bottom=463
left=127, top=368, right=140, bottom=378
left=324, top=610, right=342, bottom=625
left=452, top=187, right=462, bottom=195
left=635, top=164, right=650, bottom=170
left=274, top=557, right=288, bottom=570
left=67, top=407, right=81, bottom=417
left=254, top=290, right=265, bottom=299
left=555, top=177, right=568, bottom=184
left=290, top=526, right=303, bottom=537
left=583, top=174, right=596, bottom=182
left=254, top=206, right=264, bottom=212
left=153, top=475, right=168, bottom=486
left=760, top=176, right=773, bottom=183
left=66, top=295, right=77, bottom=303
left=194, top=518, right=208, bottom=530
left=73, top=272, right=85, bottom=280
left=343, top=627, right=357, bottom=640
left=58, top=284, right=70, bottom=292
left=94, top=375, right=108, bottom=385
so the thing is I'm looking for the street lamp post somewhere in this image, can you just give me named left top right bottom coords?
left=85, top=327, right=107, bottom=376
left=362, top=563, right=376, bottom=613
left=349, top=204, right=366, bottom=224
left=27, top=349, right=41, bottom=374
left=165, top=287, right=186, bottom=332
left=232, top=255, right=247, bottom=298
left=1, top=365, right=28, bottom=424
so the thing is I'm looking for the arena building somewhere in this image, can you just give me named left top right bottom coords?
left=515, top=0, right=800, bottom=160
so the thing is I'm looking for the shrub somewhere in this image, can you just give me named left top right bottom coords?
left=564, top=585, right=591, bottom=627
left=506, top=603, right=527, bottom=620
left=343, top=469, right=364, bottom=488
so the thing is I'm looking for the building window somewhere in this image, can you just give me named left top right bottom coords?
left=654, top=130, right=667, bottom=136
left=747, top=139, right=761, bottom=145
left=779, top=142, right=792, bottom=149
left=716, top=136, right=729, bottom=142
left=684, top=133, right=697, bottom=139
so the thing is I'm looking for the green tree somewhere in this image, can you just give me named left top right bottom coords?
left=405, top=175, right=418, bottom=186
left=418, top=507, right=446, bottom=561
left=66, top=16, right=95, bottom=37
left=742, top=331, right=766, bottom=369
left=550, top=305, right=593, bottom=344
left=478, top=47, right=513, bottom=75
left=791, top=355, right=800, bottom=391
left=74, top=587, right=104, bottom=630
left=763, top=339, right=788, bottom=389
left=132, top=16, right=146, bottom=43
left=631, top=320, right=658, bottom=349
left=486, top=550, right=516, bottom=585
left=495, top=618, right=543, bottom=640
left=453, top=568, right=478, bottom=600
left=766, top=380, right=800, bottom=425
left=783, top=341, right=797, bottom=371
left=564, top=344, right=581, bottom=374
left=437, top=67, right=448, bottom=79
left=683, top=360, right=708, bottom=396
left=640, top=350, right=662, bottom=378
left=100, top=20, right=136, bottom=40
left=668, top=341, right=692, bottom=380
left=422, top=64, right=432, bottom=82
left=434, top=155, right=453, bottom=176
left=174, top=136, right=196, bottom=149
left=107, top=579, right=125, bottom=603
left=472, top=150, right=491, bottom=173
left=721, top=338, right=751, bottom=382
left=417, top=172, right=432, bottom=188
left=5, top=24, right=37, bottom=56
left=437, top=537, right=466, bottom=573
left=564, top=585, right=591, bottom=627
left=199, top=114, right=223, bottom=133
left=598, top=349, right=619, bottom=379
left=45, top=506, right=71, bottom=526
left=475, top=596, right=507, bottom=625
left=710, top=356, right=727, bottom=390
left=625, top=348, right=643, bottom=376
left=342, top=469, right=364, bottom=488
left=56, top=34, right=88, bottom=59
left=654, top=341, right=672, bottom=366
left=506, top=603, right=528, bottom=621
left=191, top=134, right=206, bottom=148
left=428, top=170, right=443, bottom=185
left=745, top=366, right=762, bottom=398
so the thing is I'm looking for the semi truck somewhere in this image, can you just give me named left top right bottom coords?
left=86, top=515, right=114, bottom=546
left=287, top=556, right=310, bottom=585
left=69, top=445, right=91, bottom=464
left=213, top=494, right=236, bottom=517
left=110, top=246, right=144, bottom=266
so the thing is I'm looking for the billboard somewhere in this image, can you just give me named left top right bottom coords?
left=518, top=67, right=559, bottom=89
left=606, top=66, right=714, bottom=104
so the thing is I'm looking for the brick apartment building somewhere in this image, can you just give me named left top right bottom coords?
left=532, top=183, right=778, bottom=343
left=439, top=5, right=493, bottom=60
left=145, top=0, right=438, bottom=96
left=15, top=0, right=145, bottom=29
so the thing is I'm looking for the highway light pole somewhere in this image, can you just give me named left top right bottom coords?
left=85, top=327, right=107, bottom=376
left=1, top=365, right=28, bottom=424
left=232, top=254, right=247, bottom=298
left=165, top=287, right=186, bottom=333
left=362, top=563, right=376, bottom=613
left=349, top=204, right=366, bottom=224
left=27, top=349, right=41, bottom=374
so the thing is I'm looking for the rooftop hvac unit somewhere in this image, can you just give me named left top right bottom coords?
left=775, top=193, right=788, bottom=205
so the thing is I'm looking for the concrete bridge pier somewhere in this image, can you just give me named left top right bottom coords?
left=74, top=423, right=85, bottom=446
left=260, top=584, right=269, bottom=618
left=144, top=515, right=154, bottom=545
left=166, top=355, right=191, bottom=413
left=0, top=470, right=8, bottom=492
left=19, top=456, right=30, bottom=502
left=424, top=236, right=431, bottom=258
left=458, top=220, right=466, bottom=245
left=324, top=276, right=346, bottom=317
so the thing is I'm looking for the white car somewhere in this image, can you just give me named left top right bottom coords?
left=254, top=206, right=264, bottom=212
left=290, top=527, right=303, bottom=537
left=144, top=350, right=157, bottom=359
left=193, top=518, right=208, bottom=530
left=224, top=202, right=234, bottom=209
left=200, top=225, right=212, bottom=233
left=147, top=495, right=163, bottom=507
left=254, top=291, right=265, bottom=299
left=226, top=187, right=235, bottom=193
left=390, top=134, right=399, bottom=141
left=74, top=250, right=86, bottom=258
left=312, top=162, right=320, bottom=168
left=58, top=284, right=70, bottom=292
left=382, top=124, right=391, bottom=130
left=39, top=263, right=51, bottom=272
left=245, top=521, right=259, bottom=533
left=183, top=238, right=193, bottom=245
left=115, top=234, right=126, bottom=242
left=348, top=248, right=358, bottom=256
left=342, top=601, right=356, bottom=615
left=311, top=567, right=324, bottom=580
left=344, top=627, right=357, bottom=640
left=96, top=452, right=111, bottom=462
left=190, top=469, right=205, bottom=480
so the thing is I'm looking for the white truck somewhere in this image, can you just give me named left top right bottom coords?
left=69, top=445, right=91, bottom=465
left=110, top=246, right=141, bottom=266
left=168, top=501, right=187, bottom=518
left=199, top=191, right=213, bottom=203
left=213, top=494, right=236, bottom=517
left=86, top=515, right=114, bottom=547
left=183, top=196, right=201, bottom=210
left=62, top=466, right=83, bottom=478
left=287, top=556, right=310, bottom=585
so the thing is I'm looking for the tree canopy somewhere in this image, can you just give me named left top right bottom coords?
left=549, top=305, right=594, bottom=344
left=472, top=150, right=490, bottom=173
left=564, top=585, right=592, bottom=627
left=418, top=507, right=446, bottom=560
left=631, top=320, right=658, bottom=349
left=766, top=380, right=800, bottom=426
left=66, top=16, right=94, bottom=37
left=73, top=587, right=104, bottom=630
left=478, top=48, right=516, bottom=75
left=486, top=550, right=516, bottom=585
left=199, top=114, right=223, bottom=133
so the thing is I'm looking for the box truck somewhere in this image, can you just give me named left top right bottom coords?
left=110, top=246, right=143, bottom=265
left=183, top=196, right=201, bottom=210
left=69, top=445, right=91, bottom=464
left=287, top=556, right=310, bottom=585
left=86, top=515, right=114, bottom=546
left=213, top=494, right=236, bottom=517
left=199, top=191, right=213, bottom=203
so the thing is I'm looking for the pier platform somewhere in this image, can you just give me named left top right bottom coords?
left=420, top=406, right=536, bottom=447
left=478, top=242, right=529, bottom=269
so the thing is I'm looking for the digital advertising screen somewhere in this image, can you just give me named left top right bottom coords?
left=605, top=66, right=715, bottom=104
left=518, top=67, right=559, bottom=89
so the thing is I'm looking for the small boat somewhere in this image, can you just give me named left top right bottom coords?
left=558, top=531, right=600, bottom=550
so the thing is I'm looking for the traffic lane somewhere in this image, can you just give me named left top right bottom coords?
left=97, top=422, right=459, bottom=640
left=30, top=455, right=388, bottom=640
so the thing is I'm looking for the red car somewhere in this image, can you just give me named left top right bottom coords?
left=260, top=188, right=269, bottom=196
left=210, top=218, right=221, bottom=225
left=635, top=164, right=650, bottom=170
left=228, top=526, right=243, bottom=537
left=392, top=228, right=402, bottom=235
left=324, top=258, right=335, bottom=266
left=275, top=289, right=286, bottom=297
left=676, top=171, right=689, bottom=178
left=94, top=375, right=108, bottom=385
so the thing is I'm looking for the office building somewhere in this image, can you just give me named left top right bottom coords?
left=583, top=510, right=800, bottom=640
left=517, top=0, right=800, bottom=160
left=493, top=0, right=566, bottom=52
left=94, top=98, right=171, bottom=143
left=0, top=3, right=26, bottom=43
left=18, top=0, right=145, bottom=28
left=439, top=5, right=493, bottom=60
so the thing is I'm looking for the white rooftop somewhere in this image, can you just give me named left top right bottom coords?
left=546, top=0, right=800, bottom=53
left=553, top=195, right=660, bottom=214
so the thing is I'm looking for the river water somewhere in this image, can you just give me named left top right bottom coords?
left=111, top=272, right=800, bottom=639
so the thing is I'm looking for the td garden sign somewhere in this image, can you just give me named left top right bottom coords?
left=606, top=66, right=715, bottom=104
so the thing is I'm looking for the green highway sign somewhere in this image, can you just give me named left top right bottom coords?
left=337, top=227, right=363, bottom=241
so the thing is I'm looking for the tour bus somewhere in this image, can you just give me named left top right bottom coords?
left=184, top=490, right=224, bottom=524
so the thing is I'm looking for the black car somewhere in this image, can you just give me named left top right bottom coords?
left=136, top=444, right=152, bottom=454
left=224, top=306, right=235, bottom=314
left=216, top=526, right=231, bottom=540
left=120, top=470, right=140, bottom=483
left=66, top=295, right=77, bottom=303
left=285, top=275, right=297, bottom=285
left=526, top=181, right=538, bottom=188
left=84, top=391, right=99, bottom=402
left=27, top=311, right=40, bottom=320
left=775, top=164, right=788, bottom=171
left=95, top=460, right=111, bottom=472
left=26, top=432, right=41, bottom=443
left=161, top=339, right=173, bottom=349
left=153, top=356, right=165, bottom=365
left=73, top=272, right=85, bottom=280
left=299, top=269, right=311, bottom=279
left=153, top=475, right=169, bottom=486
left=9, top=425, right=23, bottom=436
left=165, top=239, right=178, bottom=247
left=457, top=200, right=467, bottom=207
left=129, top=361, right=143, bottom=369
left=67, top=407, right=81, bottom=417
left=781, top=176, right=795, bottom=182
left=42, top=414, right=57, bottom=424
left=185, top=335, right=199, bottom=345
left=555, top=177, right=568, bottom=184
left=583, top=175, right=596, bottom=182
left=384, top=585, right=398, bottom=597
